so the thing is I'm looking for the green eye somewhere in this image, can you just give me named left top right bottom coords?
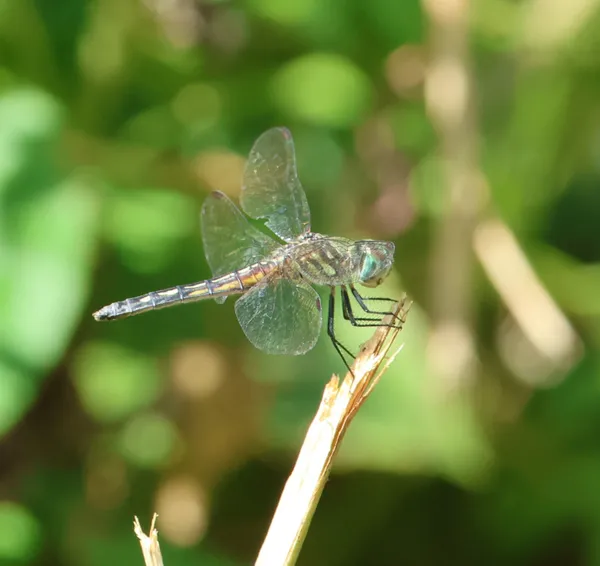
left=360, top=254, right=380, bottom=282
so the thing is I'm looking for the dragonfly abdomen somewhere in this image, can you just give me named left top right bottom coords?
left=92, top=262, right=275, bottom=321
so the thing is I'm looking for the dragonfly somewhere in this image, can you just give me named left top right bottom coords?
left=93, top=127, right=399, bottom=371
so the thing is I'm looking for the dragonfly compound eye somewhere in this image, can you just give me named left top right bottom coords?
left=359, top=252, right=391, bottom=287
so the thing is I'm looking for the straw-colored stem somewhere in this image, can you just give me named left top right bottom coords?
left=134, top=514, right=164, bottom=566
left=255, top=296, right=412, bottom=566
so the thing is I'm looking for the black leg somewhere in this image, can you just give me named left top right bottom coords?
left=350, top=285, right=401, bottom=322
left=327, top=287, right=355, bottom=374
left=341, top=287, right=399, bottom=329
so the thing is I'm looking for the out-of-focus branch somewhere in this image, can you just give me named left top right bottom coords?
left=474, top=219, right=582, bottom=382
left=422, top=0, right=483, bottom=388
left=255, top=296, right=412, bottom=566
left=422, top=1, right=582, bottom=390
left=134, top=514, right=164, bottom=566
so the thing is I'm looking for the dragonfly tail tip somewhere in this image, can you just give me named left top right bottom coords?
left=92, top=307, right=111, bottom=321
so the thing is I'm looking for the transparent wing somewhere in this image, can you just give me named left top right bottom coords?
left=201, top=190, right=278, bottom=303
left=234, top=276, right=322, bottom=355
left=241, top=127, right=311, bottom=242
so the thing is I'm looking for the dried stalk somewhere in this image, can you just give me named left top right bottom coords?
left=422, top=0, right=481, bottom=388
left=255, top=295, right=412, bottom=566
left=134, top=514, right=164, bottom=566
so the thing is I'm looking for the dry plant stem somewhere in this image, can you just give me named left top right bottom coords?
left=473, top=219, right=582, bottom=369
left=422, top=0, right=482, bottom=387
left=424, top=0, right=480, bottom=324
left=255, top=296, right=411, bottom=566
left=134, top=514, right=164, bottom=566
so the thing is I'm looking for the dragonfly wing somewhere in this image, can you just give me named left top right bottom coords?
left=234, top=276, right=322, bottom=355
left=241, top=127, right=311, bottom=242
left=201, top=190, right=278, bottom=303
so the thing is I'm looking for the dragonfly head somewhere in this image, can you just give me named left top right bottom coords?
left=356, top=240, right=395, bottom=288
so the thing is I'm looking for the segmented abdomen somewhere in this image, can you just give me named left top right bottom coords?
left=93, top=261, right=276, bottom=321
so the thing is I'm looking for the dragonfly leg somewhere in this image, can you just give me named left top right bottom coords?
left=327, top=287, right=355, bottom=374
left=350, top=285, right=402, bottom=323
left=341, top=287, right=399, bottom=329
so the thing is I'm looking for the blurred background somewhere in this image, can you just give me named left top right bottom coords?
left=1, top=0, right=600, bottom=564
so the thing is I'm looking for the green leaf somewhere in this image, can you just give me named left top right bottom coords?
left=0, top=88, right=100, bottom=436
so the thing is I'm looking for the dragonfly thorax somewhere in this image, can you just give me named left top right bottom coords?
left=287, top=235, right=395, bottom=288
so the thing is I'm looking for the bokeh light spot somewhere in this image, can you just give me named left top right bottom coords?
left=170, top=341, right=226, bottom=399
left=0, top=502, right=41, bottom=561
left=194, top=150, right=245, bottom=195
left=172, top=83, right=222, bottom=131
left=73, top=342, right=163, bottom=423
left=105, top=188, right=197, bottom=273
left=385, top=44, right=426, bottom=96
left=155, top=475, right=208, bottom=546
left=119, top=412, right=178, bottom=468
left=271, top=53, right=372, bottom=127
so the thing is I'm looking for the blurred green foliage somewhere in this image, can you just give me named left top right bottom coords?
left=1, top=0, right=600, bottom=565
